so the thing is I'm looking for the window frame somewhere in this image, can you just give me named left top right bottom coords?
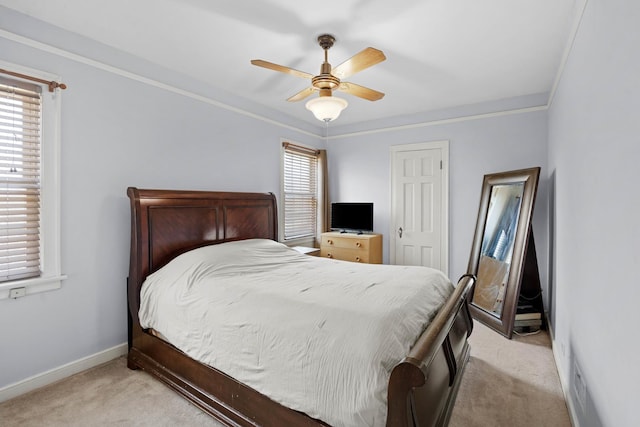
left=0, top=61, right=65, bottom=300
left=279, top=140, right=322, bottom=247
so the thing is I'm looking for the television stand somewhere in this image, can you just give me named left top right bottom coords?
left=320, top=232, right=382, bottom=264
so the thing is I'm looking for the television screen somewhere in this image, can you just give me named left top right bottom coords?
left=330, top=202, right=374, bottom=232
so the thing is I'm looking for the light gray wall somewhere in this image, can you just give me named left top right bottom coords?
left=547, top=1, right=639, bottom=426
left=328, top=110, right=549, bottom=287
left=0, top=10, right=322, bottom=388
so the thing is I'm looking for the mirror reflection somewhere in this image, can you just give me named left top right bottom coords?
left=472, top=183, right=525, bottom=317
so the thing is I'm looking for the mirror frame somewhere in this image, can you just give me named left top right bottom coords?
left=467, top=167, right=540, bottom=338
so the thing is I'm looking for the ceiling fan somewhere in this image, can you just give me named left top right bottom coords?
left=251, top=34, right=386, bottom=121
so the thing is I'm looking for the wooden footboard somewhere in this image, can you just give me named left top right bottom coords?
left=126, top=187, right=474, bottom=427
left=387, top=274, right=475, bottom=427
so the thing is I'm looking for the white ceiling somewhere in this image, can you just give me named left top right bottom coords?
left=0, top=0, right=580, bottom=127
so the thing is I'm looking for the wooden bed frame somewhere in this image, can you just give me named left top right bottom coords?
left=126, top=187, right=475, bottom=427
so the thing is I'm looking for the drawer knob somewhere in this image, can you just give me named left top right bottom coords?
left=327, top=253, right=333, bottom=258
left=356, top=242, right=362, bottom=247
left=327, top=239, right=333, bottom=244
left=355, top=256, right=361, bottom=262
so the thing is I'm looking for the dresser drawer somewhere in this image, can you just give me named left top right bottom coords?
left=319, top=232, right=382, bottom=264
left=321, top=235, right=370, bottom=251
left=320, top=247, right=370, bottom=263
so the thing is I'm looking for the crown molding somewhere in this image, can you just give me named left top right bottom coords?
left=0, top=28, right=319, bottom=138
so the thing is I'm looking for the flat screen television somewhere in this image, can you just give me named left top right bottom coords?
left=330, top=202, right=374, bottom=233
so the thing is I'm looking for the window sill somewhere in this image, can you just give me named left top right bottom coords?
left=0, top=274, right=67, bottom=300
left=283, top=237, right=316, bottom=248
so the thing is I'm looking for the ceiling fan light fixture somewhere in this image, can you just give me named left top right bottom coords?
left=305, top=96, right=348, bottom=122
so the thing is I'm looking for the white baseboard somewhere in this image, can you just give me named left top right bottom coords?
left=0, top=342, right=128, bottom=403
left=547, top=320, right=580, bottom=427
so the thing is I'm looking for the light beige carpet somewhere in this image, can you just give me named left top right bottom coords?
left=449, top=321, right=571, bottom=427
left=0, top=321, right=570, bottom=426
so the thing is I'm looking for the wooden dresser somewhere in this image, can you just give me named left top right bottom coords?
left=320, top=232, right=382, bottom=264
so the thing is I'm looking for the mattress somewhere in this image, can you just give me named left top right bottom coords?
left=139, top=238, right=453, bottom=426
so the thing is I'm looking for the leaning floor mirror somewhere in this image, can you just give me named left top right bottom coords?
left=467, top=167, right=541, bottom=338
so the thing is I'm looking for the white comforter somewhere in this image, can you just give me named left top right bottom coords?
left=139, top=238, right=453, bottom=426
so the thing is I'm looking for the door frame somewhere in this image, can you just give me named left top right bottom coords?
left=389, top=140, right=449, bottom=275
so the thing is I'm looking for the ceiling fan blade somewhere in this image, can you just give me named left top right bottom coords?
left=250, top=60, right=313, bottom=79
left=331, top=47, right=386, bottom=79
left=287, top=87, right=316, bottom=102
left=338, top=82, right=385, bottom=101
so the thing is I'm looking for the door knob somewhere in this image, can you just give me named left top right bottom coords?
left=398, top=227, right=403, bottom=238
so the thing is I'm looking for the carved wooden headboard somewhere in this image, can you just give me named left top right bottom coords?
left=126, top=187, right=277, bottom=322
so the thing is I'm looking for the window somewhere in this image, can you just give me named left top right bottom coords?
left=0, top=79, right=42, bottom=282
left=281, top=142, right=320, bottom=243
left=0, top=63, right=64, bottom=299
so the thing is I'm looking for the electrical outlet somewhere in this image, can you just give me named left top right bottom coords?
left=574, top=362, right=587, bottom=410
left=9, top=287, right=26, bottom=299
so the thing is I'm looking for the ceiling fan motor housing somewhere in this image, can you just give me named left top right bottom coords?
left=312, top=71, right=340, bottom=93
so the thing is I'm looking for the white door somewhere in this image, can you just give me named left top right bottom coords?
left=390, top=141, right=448, bottom=273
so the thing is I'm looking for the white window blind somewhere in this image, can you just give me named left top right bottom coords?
left=0, top=78, right=42, bottom=283
left=283, top=143, right=318, bottom=241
